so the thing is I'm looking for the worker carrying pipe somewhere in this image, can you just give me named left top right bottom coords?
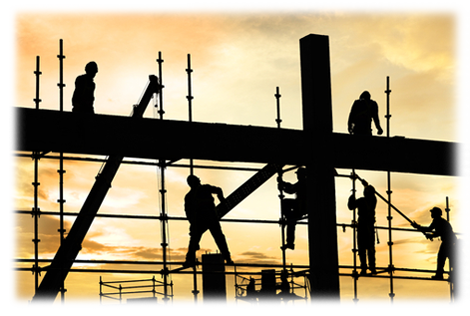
left=347, top=176, right=377, bottom=275
left=411, top=207, right=457, bottom=280
left=351, top=173, right=457, bottom=280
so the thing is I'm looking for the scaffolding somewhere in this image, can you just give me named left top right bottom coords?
left=14, top=38, right=459, bottom=304
left=99, top=276, right=172, bottom=304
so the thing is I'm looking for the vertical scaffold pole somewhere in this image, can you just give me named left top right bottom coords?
left=34, top=56, right=41, bottom=109
left=274, top=87, right=288, bottom=309
left=32, top=56, right=42, bottom=292
left=156, top=52, right=165, bottom=119
left=351, top=169, right=359, bottom=303
left=159, top=160, right=170, bottom=303
left=445, top=196, right=454, bottom=301
left=57, top=39, right=67, bottom=303
left=385, top=76, right=395, bottom=302
left=187, top=54, right=194, bottom=175
left=156, top=51, right=170, bottom=303
left=186, top=53, right=199, bottom=302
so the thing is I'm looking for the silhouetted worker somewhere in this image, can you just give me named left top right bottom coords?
left=72, top=61, right=98, bottom=114
left=411, top=207, right=457, bottom=280
left=277, top=167, right=307, bottom=250
left=450, top=239, right=469, bottom=309
left=183, top=175, right=233, bottom=267
left=348, top=91, right=383, bottom=136
left=348, top=178, right=377, bottom=275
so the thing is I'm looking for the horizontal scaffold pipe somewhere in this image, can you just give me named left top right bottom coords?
left=14, top=209, right=461, bottom=235
left=15, top=265, right=449, bottom=281
left=15, top=152, right=267, bottom=173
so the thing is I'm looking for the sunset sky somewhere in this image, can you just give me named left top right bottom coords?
left=3, top=0, right=470, bottom=313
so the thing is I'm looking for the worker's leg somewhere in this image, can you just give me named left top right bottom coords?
left=357, top=230, right=368, bottom=274
left=282, top=199, right=297, bottom=249
left=365, top=226, right=376, bottom=273
left=208, top=219, right=233, bottom=263
left=184, top=224, right=204, bottom=266
left=434, top=243, right=449, bottom=279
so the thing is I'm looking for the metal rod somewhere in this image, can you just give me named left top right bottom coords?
left=158, top=160, right=170, bottom=302
left=186, top=54, right=194, bottom=175
left=34, top=56, right=41, bottom=109
left=32, top=57, right=42, bottom=292
left=156, top=51, right=165, bottom=119
left=385, top=76, right=395, bottom=302
left=274, top=86, right=287, bottom=269
left=57, top=38, right=67, bottom=303
left=15, top=154, right=268, bottom=172
left=275, top=86, right=282, bottom=128
left=351, top=169, right=358, bottom=303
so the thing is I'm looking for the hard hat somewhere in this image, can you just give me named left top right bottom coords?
left=430, top=207, right=443, bottom=216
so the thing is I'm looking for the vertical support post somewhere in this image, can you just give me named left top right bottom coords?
left=274, top=86, right=287, bottom=268
left=155, top=51, right=169, bottom=303
left=385, top=76, right=395, bottom=302
left=34, top=56, right=42, bottom=109
left=445, top=197, right=454, bottom=300
left=299, top=34, right=339, bottom=300
left=156, top=52, right=165, bottom=119
left=32, top=56, right=42, bottom=292
left=192, top=265, right=199, bottom=309
left=57, top=39, right=66, bottom=111
left=158, top=159, right=170, bottom=303
left=202, top=253, right=227, bottom=302
left=275, top=86, right=282, bottom=128
left=32, top=152, right=41, bottom=292
left=186, top=54, right=194, bottom=175
left=57, top=38, right=67, bottom=303
left=351, top=169, right=359, bottom=303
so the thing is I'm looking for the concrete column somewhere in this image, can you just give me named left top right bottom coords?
left=300, top=34, right=340, bottom=300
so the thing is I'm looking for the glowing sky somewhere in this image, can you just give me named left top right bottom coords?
left=4, top=0, right=470, bottom=312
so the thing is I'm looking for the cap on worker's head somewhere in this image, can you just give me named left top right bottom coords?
left=360, top=91, right=371, bottom=100
left=85, top=61, right=98, bottom=73
left=296, top=167, right=307, bottom=175
left=186, top=174, right=200, bottom=186
left=430, top=207, right=443, bottom=216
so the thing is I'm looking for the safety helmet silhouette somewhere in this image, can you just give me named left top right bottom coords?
left=430, top=207, right=443, bottom=216
left=187, top=175, right=200, bottom=187
left=364, top=185, right=375, bottom=196
left=85, top=61, right=98, bottom=74
left=360, top=91, right=371, bottom=100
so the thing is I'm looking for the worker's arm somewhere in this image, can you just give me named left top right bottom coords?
left=209, top=185, right=225, bottom=203
left=372, top=101, right=383, bottom=135
left=347, top=102, right=356, bottom=134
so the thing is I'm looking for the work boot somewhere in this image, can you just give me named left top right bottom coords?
left=182, top=259, right=196, bottom=268
left=281, top=243, right=295, bottom=250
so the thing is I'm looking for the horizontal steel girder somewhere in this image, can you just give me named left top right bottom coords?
left=16, top=107, right=457, bottom=176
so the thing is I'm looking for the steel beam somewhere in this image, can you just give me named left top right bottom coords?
left=16, top=108, right=456, bottom=176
